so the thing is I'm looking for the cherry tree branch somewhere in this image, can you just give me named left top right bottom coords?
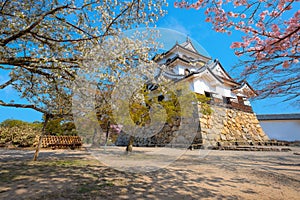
left=0, top=4, right=69, bottom=46
left=0, top=78, right=15, bottom=89
left=0, top=100, right=48, bottom=114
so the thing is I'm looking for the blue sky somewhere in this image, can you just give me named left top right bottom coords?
left=0, top=1, right=299, bottom=123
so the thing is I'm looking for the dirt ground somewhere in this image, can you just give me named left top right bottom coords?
left=0, top=147, right=299, bottom=200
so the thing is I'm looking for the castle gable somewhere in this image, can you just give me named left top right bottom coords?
left=153, top=38, right=211, bottom=66
left=180, top=38, right=199, bottom=54
left=209, top=59, right=234, bottom=81
left=232, top=81, right=257, bottom=98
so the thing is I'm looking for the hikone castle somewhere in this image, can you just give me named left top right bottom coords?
left=116, top=38, right=270, bottom=148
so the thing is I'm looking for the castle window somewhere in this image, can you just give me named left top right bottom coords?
left=158, top=95, right=164, bottom=102
left=184, top=68, right=190, bottom=76
left=223, top=96, right=231, bottom=104
left=205, top=91, right=212, bottom=98
left=237, top=96, right=244, bottom=105
left=205, top=91, right=214, bottom=103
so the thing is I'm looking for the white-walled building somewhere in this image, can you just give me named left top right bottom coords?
left=257, top=114, right=300, bottom=141
left=154, top=38, right=256, bottom=112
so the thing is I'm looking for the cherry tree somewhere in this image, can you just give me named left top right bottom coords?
left=72, top=31, right=168, bottom=152
left=0, top=0, right=167, bottom=113
left=0, top=0, right=167, bottom=160
left=175, top=0, right=299, bottom=103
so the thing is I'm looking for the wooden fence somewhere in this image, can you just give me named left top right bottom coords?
left=35, top=135, right=82, bottom=149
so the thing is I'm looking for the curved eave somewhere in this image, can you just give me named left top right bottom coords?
left=183, top=66, right=224, bottom=84
left=181, top=40, right=200, bottom=54
left=163, top=71, right=185, bottom=81
left=209, top=59, right=235, bottom=81
left=219, top=76, right=240, bottom=86
left=164, top=44, right=211, bottom=62
left=232, top=81, right=258, bottom=96
left=166, top=55, right=190, bottom=66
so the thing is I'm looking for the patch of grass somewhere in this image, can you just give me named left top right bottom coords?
left=78, top=185, right=95, bottom=193
left=51, top=160, right=77, bottom=167
left=0, top=173, right=14, bottom=183
left=98, top=180, right=115, bottom=187
left=78, top=180, right=114, bottom=194
left=28, top=159, right=99, bottom=168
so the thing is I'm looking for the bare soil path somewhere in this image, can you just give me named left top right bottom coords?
left=0, top=147, right=299, bottom=199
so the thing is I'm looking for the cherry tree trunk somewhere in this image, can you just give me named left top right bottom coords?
left=33, top=115, right=49, bottom=161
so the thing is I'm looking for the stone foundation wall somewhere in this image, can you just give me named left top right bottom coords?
left=115, top=118, right=182, bottom=147
left=115, top=104, right=269, bottom=148
left=115, top=102, right=201, bottom=148
left=200, top=105, right=269, bottom=148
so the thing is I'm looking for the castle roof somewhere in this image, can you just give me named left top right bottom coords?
left=232, top=80, right=257, bottom=97
left=257, top=113, right=300, bottom=121
left=155, top=38, right=257, bottom=99
left=153, top=38, right=211, bottom=63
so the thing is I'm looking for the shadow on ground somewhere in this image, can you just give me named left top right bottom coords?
left=0, top=149, right=299, bottom=200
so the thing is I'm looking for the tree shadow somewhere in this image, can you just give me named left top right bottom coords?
left=0, top=149, right=299, bottom=199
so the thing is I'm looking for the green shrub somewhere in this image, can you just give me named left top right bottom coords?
left=0, top=125, right=41, bottom=147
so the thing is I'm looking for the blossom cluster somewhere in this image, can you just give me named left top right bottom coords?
left=175, top=0, right=299, bottom=102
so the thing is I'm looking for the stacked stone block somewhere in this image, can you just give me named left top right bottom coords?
left=200, top=105, right=269, bottom=148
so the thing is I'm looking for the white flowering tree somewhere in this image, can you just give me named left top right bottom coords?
left=0, top=0, right=167, bottom=160
left=73, top=31, right=166, bottom=152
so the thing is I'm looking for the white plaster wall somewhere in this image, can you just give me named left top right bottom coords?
left=178, top=66, right=185, bottom=75
left=176, top=65, right=197, bottom=75
left=259, top=120, right=300, bottom=141
left=216, top=85, right=236, bottom=98
left=244, top=100, right=251, bottom=106
left=189, top=81, right=194, bottom=91
left=172, top=65, right=180, bottom=74
left=212, top=64, right=229, bottom=79
left=193, top=79, right=216, bottom=94
left=211, top=65, right=221, bottom=77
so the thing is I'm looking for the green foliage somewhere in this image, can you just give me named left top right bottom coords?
left=45, top=118, right=78, bottom=136
left=1, top=119, right=29, bottom=128
left=195, top=93, right=213, bottom=115
left=96, top=84, right=213, bottom=130
left=0, top=119, right=43, bottom=130
left=0, top=121, right=41, bottom=147
left=0, top=118, right=78, bottom=147
left=128, top=84, right=213, bottom=127
left=45, top=118, right=63, bottom=135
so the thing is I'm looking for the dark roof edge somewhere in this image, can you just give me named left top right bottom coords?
left=211, top=59, right=234, bottom=81
left=183, top=66, right=224, bottom=84
left=257, top=113, right=300, bottom=121
left=232, top=80, right=258, bottom=95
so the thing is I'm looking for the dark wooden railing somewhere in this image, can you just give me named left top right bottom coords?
left=228, top=102, right=253, bottom=113
left=207, top=99, right=253, bottom=113
left=35, top=136, right=82, bottom=149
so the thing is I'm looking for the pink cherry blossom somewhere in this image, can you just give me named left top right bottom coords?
left=175, top=0, right=299, bottom=102
left=282, top=61, right=289, bottom=68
